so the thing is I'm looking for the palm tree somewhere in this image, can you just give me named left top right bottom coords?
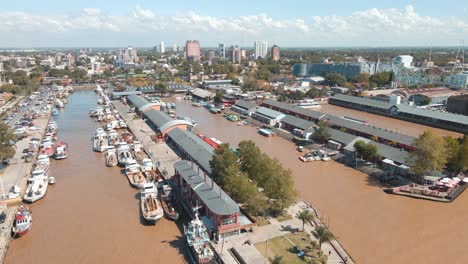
left=312, top=226, right=335, bottom=256
left=296, top=210, right=314, bottom=232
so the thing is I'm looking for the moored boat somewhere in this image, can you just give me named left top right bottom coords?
left=160, top=184, right=179, bottom=221
left=117, top=143, right=133, bottom=166
left=140, top=182, right=164, bottom=223
left=52, top=108, right=59, bottom=116
left=93, top=131, right=109, bottom=152
left=53, top=142, right=69, bottom=160
left=258, top=128, right=274, bottom=137
left=12, top=205, right=32, bottom=238
left=48, top=177, right=56, bottom=185
left=23, top=176, right=49, bottom=203
left=125, top=159, right=146, bottom=188
left=184, top=215, right=215, bottom=264
left=105, top=147, right=118, bottom=167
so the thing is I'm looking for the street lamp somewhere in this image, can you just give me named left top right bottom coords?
left=264, top=240, right=268, bottom=264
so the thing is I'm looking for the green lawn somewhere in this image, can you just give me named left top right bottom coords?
left=255, top=233, right=326, bottom=264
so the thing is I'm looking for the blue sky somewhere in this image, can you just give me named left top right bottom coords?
left=1, top=1, right=467, bottom=47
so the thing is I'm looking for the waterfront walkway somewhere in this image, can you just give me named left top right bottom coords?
left=212, top=201, right=354, bottom=264
left=113, top=101, right=179, bottom=176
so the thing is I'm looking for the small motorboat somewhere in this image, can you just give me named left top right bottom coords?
left=53, top=142, right=69, bottom=160
left=48, top=177, right=56, bottom=185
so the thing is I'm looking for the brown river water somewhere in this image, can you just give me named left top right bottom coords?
left=173, top=99, right=468, bottom=264
left=5, top=91, right=184, bottom=264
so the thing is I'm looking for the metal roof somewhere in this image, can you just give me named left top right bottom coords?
left=281, top=115, right=315, bottom=130
left=167, top=128, right=214, bottom=174
left=233, top=100, right=256, bottom=110
left=191, top=88, right=214, bottom=99
left=145, top=109, right=193, bottom=133
left=330, top=94, right=392, bottom=110
left=254, top=107, right=286, bottom=119
left=395, top=104, right=468, bottom=126
left=175, top=160, right=239, bottom=216
left=329, top=128, right=409, bottom=164
left=262, top=99, right=326, bottom=120
left=111, top=91, right=142, bottom=96
left=128, top=94, right=149, bottom=110
left=326, top=116, right=415, bottom=146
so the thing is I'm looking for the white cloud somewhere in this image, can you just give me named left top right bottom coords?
left=0, top=5, right=466, bottom=47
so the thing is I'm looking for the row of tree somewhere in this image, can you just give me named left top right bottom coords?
left=409, top=131, right=468, bottom=177
left=0, top=121, right=16, bottom=161
left=210, top=140, right=296, bottom=216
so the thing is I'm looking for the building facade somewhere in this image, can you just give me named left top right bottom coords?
left=218, top=43, right=225, bottom=59
left=117, top=46, right=139, bottom=64
left=254, top=40, right=268, bottom=59
left=271, top=45, right=280, bottom=61
left=229, top=45, right=241, bottom=64
left=186, top=40, right=201, bottom=61
left=159, top=41, right=165, bottom=54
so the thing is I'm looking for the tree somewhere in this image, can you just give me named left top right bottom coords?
left=408, top=130, right=447, bottom=177
left=210, top=143, right=240, bottom=184
left=0, top=123, right=16, bottom=161
left=12, top=70, right=29, bottom=85
left=324, top=73, right=346, bottom=87
left=354, top=72, right=370, bottom=83
left=445, top=135, right=468, bottom=173
left=214, top=91, right=224, bottom=104
left=312, top=226, right=335, bottom=257
left=354, top=141, right=380, bottom=163
left=369, top=71, right=392, bottom=87
left=305, top=87, right=318, bottom=98
left=134, top=68, right=143, bottom=74
left=296, top=210, right=314, bottom=232
left=312, top=121, right=330, bottom=142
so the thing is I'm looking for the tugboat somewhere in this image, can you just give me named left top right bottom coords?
left=53, top=142, right=69, bottom=160
left=140, top=182, right=164, bottom=223
left=184, top=214, right=215, bottom=264
left=12, top=205, right=32, bottom=238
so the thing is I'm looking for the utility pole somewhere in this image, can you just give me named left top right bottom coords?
left=264, top=240, right=269, bottom=264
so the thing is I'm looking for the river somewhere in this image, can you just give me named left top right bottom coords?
left=5, top=91, right=184, bottom=264
left=173, top=99, right=468, bottom=264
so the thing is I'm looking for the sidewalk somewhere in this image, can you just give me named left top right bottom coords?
left=113, top=101, right=179, bottom=177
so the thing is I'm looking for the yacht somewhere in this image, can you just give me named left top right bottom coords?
left=105, top=147, right=118, bottom=167
left=107, top=130, right=119, bottom=146
left=117, top=143, right=133, bottom=166
left=23, top=176, right=49, bottom=203
left=297, top=99, right=321, bottom=109
left=140, top=183, right=164, bottom=223
left=140, top=158, right=154, bottom=172
left=12, top=205, right=32, bottom=238
left=93, top=131, right=109, bottom=152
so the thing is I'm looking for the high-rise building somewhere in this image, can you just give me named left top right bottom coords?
left=271, top=45, right=280, bottom=61
left=207, top=51, right=215, bottom=62
left=0, top=62, right=3, bottom=72
left=218, top=43, right=225, bottom=59
left=229, top=46, right=242, bottom=64
left=186, top=40, right=201, bottom=61
left=254, top=40, right=268, bottom=59
left=172, top=44, right=177, bottom=53
left=117, top=46, right=139, bottom=63
left=159, top=41, right=165, bottom=54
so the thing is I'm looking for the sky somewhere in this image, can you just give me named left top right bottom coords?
left=0, top=0, right=467, bottom=48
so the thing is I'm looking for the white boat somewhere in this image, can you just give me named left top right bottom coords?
left=48, top=177, right=56, bottom=185
left=23, top=176, right=49, bottom=203
left=140, top=182, right=163, bottom=223
left=97, top=98, right=104, bottom=105
left=117, top=143, right=133, bottom=166
left=107, top=130, right=119, bottom=146
left=125, top=159, right=146, bottom=188
left=297, top=99, right=321, bottom=109
left=105, top=147, right=118, bottom=167
left=118, top=120, right=127, bottom=128
left=34, top=155, right=50, bottom=172
left=55, top=99, right=64, bottom=108
left=95, top=127, right=105, bottom=136
left=93, top=131, right=110, bottom=152
left=140, top=158, right=154, bottom=172
left=53, top=142, right=69, bottom=160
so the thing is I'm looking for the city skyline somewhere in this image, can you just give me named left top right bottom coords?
left=0, top=1, right=467, bottom=47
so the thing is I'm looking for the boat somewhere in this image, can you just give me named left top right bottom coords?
left=160, top=184, right=179, bottom=221
left=140, top=182, right=164, bottom=223
left=140, top=158, right=154, bottom=172
left=299, top=151, right=322, bottom=162
left=192, top=102, right=202, bottom=107
left=209, top=107, right=220, bottom=114
left=48, top=177, right=56, bottom=185
left=12, top=205, right=32, bottom=238
left=55, top=99, right=64, bottom=108
left=47, top=122, right=58, bottom=135
left=35, top=154, right=50, bottom=172
left=184, top=214, right=215, bottom=264
left=53, top=142, right=69, bottom=160
left=297, top=99, right=321, bottom=109
left=258, top=128, right=274, bottom=137
left=93, top=131, right=110, bottom=152
left=107, top=130, right=119, bottom=146
left=125, top=159, right=146, bottom=188
left=118, top=120, right=127, bottom=128
left=23, top=176, right=49, bottom=203
left=105, top=147, right=118, bottom=167
left=117, top=143, right=133, bottom=166
left=51, top=108, right=59, bottom=116
left=39, top=141, right=55, bottom=157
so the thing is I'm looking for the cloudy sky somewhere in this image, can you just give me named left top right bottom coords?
left=1, top=0, right=467, bottom=48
